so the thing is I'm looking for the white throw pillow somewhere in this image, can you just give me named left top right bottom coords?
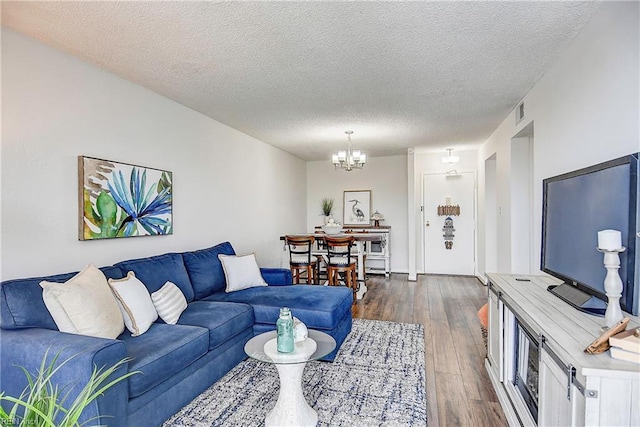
left=40, top=264, right=125, bottom=339
left=218, top=253, right=268, bottom=293
left=151, top=281, right=187, bottom=324
left=108, top=271, right=158, bottom=336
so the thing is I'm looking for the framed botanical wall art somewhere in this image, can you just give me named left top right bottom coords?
left=78, top=156, right=173, bottom=240
left=343, top=190, right=371, bottom=226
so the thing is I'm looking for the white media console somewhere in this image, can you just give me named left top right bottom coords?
left=486, top=273, right=640, bottom=426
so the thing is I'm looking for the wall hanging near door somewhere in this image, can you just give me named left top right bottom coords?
left=442, top=216, right=455, bottom=249
left=437, top=204, right=460, bottom=216
left=78, top=156, right=173, bottom=240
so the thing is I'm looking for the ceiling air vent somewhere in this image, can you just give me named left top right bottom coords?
left=515, top=102, right=525, bottom=125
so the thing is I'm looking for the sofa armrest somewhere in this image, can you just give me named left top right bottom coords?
left=0, top=328, right=129, bottom=425
left=260, top=268, right=292, bottom=286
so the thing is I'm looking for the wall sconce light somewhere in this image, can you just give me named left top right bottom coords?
left=441, top=148, right=460, bottom=164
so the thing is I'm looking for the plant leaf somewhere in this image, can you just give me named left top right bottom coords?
left=1, top=349, right=137, bottom=427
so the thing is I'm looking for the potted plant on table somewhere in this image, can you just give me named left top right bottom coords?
left=320, top=198, right=334, bottom=224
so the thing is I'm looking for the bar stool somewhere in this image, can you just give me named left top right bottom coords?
left=311, top=233, right=329, bottom=283
left=324, top=235, right=357, bottom=300
left=285, top=235, right=318, bottom=284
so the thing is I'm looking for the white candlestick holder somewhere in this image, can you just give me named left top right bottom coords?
left=597, top=246, right=626, bottom=328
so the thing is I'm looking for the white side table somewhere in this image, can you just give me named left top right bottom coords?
left=244, top=329, right=336, bottom=427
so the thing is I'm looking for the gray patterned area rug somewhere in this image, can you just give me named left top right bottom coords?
left=164, top=319, right=426, bottom=426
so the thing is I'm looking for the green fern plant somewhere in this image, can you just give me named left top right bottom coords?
left=0, top=349, right=137, bottom=427
left=320, top=198, right=334, bottom=216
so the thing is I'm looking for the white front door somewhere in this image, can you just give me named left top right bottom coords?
left=423, top=172, right=476, bottom=275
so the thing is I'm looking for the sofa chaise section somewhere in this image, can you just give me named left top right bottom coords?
left=182, top=242, right=353, bottom=361
left=204, top=285, right=353, bottom=360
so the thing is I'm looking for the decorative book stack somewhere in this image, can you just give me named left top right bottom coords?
left=608, top=328, right=640, bottom=364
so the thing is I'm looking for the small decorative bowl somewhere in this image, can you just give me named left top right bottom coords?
left=322, top=224, right=343, bottom=235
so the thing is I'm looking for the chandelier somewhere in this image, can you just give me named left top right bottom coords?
left=332, top=130, right=366, bottom=171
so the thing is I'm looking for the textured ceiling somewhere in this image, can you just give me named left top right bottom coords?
left=2, top=1, right=601, bottom=160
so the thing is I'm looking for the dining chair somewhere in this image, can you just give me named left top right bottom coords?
left=311, top=234, right=329, bottom=283
left=284, top=235, right=318, bottom=284
left=323, top=235, right=357, bottom=300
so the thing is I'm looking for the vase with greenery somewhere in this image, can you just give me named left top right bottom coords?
left=0, top=349, right=137, bottom=427
left=320, top=198, right=334, bottom=224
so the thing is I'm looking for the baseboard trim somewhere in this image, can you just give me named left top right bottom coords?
left=366, top=269, right=409, bottom=275
left=369, top=271, right=488, bottom=285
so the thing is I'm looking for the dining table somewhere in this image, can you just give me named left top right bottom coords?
left=280, top=232, right=386, bottom=300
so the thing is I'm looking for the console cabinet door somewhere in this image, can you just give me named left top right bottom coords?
left=487, top=285, right=501, bottom=379
left=539, top=347, right=583, bottom=426
left=584, top=371, right=640, bottom=426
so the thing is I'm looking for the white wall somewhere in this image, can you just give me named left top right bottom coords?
left=483, top=155, right=497, bottom=275
left=510, top=134, right=533, bottom=274
left=477, top=1, right=640, bottom=279
left=306, top=155, right=408, bottom=272
left=1, top=29, right=307, bottom=280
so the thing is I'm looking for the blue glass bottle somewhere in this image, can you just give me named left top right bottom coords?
left=276, top=307, right=294, bottom=353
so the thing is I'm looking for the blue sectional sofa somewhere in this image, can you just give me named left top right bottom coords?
left=0, top=242, right=353, bottom=426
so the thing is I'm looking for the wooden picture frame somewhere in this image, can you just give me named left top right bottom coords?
left=343, top=190, right=371, bottom=226
left=78, top=156, right=173, bottom=240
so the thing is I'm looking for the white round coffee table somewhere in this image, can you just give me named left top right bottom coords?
left=244, top=329, right=336, bottom=427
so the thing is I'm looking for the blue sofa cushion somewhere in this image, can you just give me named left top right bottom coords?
left=204, top=285, right=353, bottom=331
left=182, top=242, right=236, bottom=299
left=118, top=323, right=208, bottom=398
left=178, top=301, right=254, bottom=350
left=115, top=253, right=195, bottom=302
left=0, top=266, right=124, bottom=330
left=260, top=268, right=293, bottom=286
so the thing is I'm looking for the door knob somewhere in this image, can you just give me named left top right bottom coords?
left=426, top=221, right=430, bottom=227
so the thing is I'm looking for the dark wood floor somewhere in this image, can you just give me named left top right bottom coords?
left=352, top=273, right=508, bottom=426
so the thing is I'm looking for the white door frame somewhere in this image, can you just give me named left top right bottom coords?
left=420, top=171, right=478, bottom=275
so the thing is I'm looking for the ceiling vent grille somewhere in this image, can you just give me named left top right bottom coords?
left=515, top=102, right=525, bottom=125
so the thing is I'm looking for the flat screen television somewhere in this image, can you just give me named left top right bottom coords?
left=541, top=153, right=639, bottom=316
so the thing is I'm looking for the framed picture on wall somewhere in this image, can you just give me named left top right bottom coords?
left=78, top=156, right=173, bottom=240
left=343, top=190, right=371, bottom=226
